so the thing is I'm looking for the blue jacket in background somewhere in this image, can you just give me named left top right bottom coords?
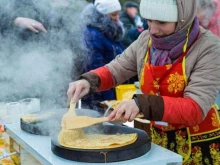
left=84, top=26, right=124, bottom=71
left=82, top=26, right=124, bottom=110
left=81, top=4, right=125, bottom=110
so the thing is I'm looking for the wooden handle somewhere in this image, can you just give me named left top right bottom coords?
left=106, top=107, right=144, bottom=119
left=100, top=117, right=109, bottom=122
left=69, top=103, right=76, bottom=112
left=118, top=113, right=144, bottom=121
left=135, top=113, right=144, bottom=118
left=93, top=117, right=109, bottom=123
left=134, top=118, right=150, bottom=124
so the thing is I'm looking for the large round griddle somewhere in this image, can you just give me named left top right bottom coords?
left=20, top=108, right=102, bottom=136
left=51, top=125, right=151, bottom=163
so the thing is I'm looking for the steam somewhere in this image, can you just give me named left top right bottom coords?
left=0, top=0, right=88, bottom=108
left=21, top=108, right=104, bottom=136
left=0, top=0, right=113, bottom=137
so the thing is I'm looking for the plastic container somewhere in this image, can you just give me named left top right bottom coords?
left=2, top=102, right=22, bottom=125
left=6, top=102, right=21, bottom=116
left=115, top=84, right=137, bottom=100
left=19, top=98, right=40, bottom=114
left=0, top=102, right=6, bottom=117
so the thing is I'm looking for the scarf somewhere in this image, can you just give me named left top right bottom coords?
left=150, top=17, right=200, bottom=66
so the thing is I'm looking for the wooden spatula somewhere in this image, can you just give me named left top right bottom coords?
left=61, top=103, right=77, bottom=128
left=64, top=113, right=144, bottom=130
left=63, top=116, right=109, bottom=130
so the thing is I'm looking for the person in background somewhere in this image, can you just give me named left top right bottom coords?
left=0, top=0, right=86, bottom=108
left=81, top=0, right=124, bottom=110
left=196, top=0, right=220, bottom=37
left=12, top=0, right=75, bottom=47
left=68, top=0, right=220, bottom=164
left=197, top=0, right=220, bottom=108
left=120, top=1, right=146, bottom=49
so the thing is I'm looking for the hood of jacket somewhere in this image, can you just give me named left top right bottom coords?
left=82, top=4, right=124, bottom=42
left=175, top=0, right=197, bottom=32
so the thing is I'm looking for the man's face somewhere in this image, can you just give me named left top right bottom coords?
left=107, top=11, right=120, bottom=23
left=127, top=7, right=138, bottom=18
left=197, top=7, right=210, bottom=28
left=147, top=20, right=176, bottom=38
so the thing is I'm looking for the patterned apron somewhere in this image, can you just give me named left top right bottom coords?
left=140, top=36, right=220, bottom=164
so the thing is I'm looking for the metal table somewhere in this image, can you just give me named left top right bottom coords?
left=5, top=123, right=182, bottom=165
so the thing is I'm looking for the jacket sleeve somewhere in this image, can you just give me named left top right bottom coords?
left=81, top=68, right=204, bottom=127
left=162, top=96, right=203, bottom=126
left=81, top=66, right=115, bottom=93
left=133, top=94, right=203, bottom=127
left=184, top=32, right=220, bottom=117
left=82, top=31, right=146, bottom=90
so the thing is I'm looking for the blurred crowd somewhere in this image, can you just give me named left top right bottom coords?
left=0, top=0, right=219, bottom=110
left=197, top=0, right=220, bottom=37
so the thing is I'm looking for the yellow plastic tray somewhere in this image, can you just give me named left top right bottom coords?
left=115, top=84, right=136, bottom=100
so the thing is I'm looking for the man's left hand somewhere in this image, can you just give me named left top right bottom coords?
left=107, top=100, right=140, bottom=122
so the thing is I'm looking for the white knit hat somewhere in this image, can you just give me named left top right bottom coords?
left=140, top=0, right=178, bottom=22
left=94, top=0, right=121, bottom=15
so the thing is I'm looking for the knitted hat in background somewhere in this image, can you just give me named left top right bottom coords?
left=124, top=1, right=139, bottom=8
left=140, top=0, right=178, bottom=22
left=94, top=0, right=121, bottom=15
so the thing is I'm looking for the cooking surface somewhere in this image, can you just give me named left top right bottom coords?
left=5, top=123, right=182, bottom=165
left=52, top=125, right=151, bottom=163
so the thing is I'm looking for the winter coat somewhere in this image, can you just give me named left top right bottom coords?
left=120, top=11, right=146, bottom=48
left=84, top=27, right=124, bottom=71
left=105, top=27, right=220, bottom=119
left=81, top=4, right=124, bottom=110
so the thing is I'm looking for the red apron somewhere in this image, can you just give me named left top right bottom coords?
left=140, top=38, right=220, bottom=164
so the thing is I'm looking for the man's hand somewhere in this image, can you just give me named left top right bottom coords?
left=107, top=99, right=140, bottom=122
left=67, top=79, right=91, bottom=103
left=14, top=17, right=47, bottom=33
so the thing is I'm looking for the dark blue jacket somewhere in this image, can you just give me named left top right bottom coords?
left=81, top=4, right=125, bottom=110
left=82, top=26, right=124, bottom=110
left=84, top=26, right=124, bottom=71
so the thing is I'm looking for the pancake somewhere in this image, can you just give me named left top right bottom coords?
left=21, top=114, right=38, bottom=123
left=0, top=158, right=15, bottom=165
left=22, top=111, right=57, bottom=123
left=58, top=129, right=84, bottom=145
left=58, top=129, right=137, bottom=149
left=58, top=104, right=137, bottom=149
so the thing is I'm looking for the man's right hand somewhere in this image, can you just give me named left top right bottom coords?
left=67, top=79, right=91, bottom=103
left=14, top=17, right=47, bottom=33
